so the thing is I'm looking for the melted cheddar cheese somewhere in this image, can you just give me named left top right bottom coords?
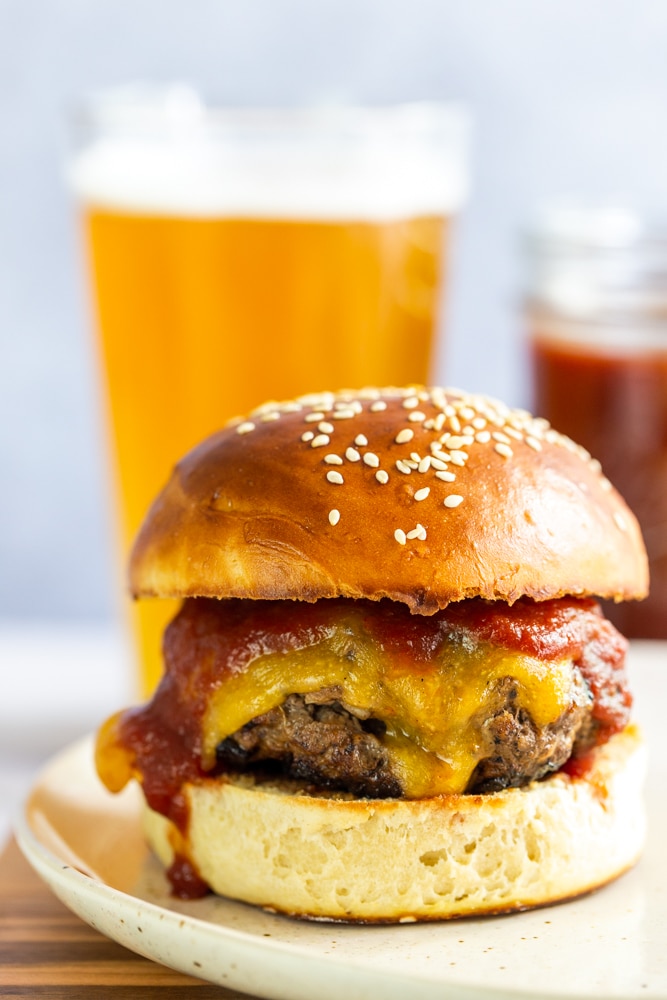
left=95, top=595, right=633, bottom=815
left=201, top=625, right=574, bottom=797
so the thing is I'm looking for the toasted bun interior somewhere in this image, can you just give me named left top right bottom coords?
left=130, top=387, right=647, bottom=612
left=144, top=724, right=645, bottom=922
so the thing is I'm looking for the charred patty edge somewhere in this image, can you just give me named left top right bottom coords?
left=215, top=667, right=598, bottom=798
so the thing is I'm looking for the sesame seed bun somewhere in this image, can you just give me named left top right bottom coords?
left=130, top=387, right=648, bottom=609
left=143, top=723, right=646, bottom=922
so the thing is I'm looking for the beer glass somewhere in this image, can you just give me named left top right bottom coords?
left=69, top=85, right=470, bottom=693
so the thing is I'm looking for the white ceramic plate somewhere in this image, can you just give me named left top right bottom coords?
left=15, top=642, right=667, bottom=1000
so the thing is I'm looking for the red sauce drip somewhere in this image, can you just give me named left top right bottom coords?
left=118, top=599, right=344, bottom=831
left=561, top=752, right=596, bottom=780
left=167, top=854, right=210, bottom=899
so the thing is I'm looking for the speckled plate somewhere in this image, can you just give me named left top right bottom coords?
left=15, top=643, right=667, bottom=1000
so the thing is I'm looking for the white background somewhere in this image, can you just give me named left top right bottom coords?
left=3, top=0, right=667, bottom=623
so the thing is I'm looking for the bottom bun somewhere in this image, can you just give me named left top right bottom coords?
left=144, top=723, right=646, bottom=922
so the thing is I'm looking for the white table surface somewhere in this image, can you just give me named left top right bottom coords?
left=0, top=620, right=134, bottom=846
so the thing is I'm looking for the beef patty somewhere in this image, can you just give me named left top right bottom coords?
left=216, top=691, right=402, bottom=797
left=216, top=667, right=596, bottom=797
left=111, top=595, right=630, bottom=807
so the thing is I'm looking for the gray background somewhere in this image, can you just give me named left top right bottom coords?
left=3, top=0, right=667, bottom=622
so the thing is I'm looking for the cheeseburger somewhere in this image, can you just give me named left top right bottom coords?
left=96, top=386, right=648, bottom=921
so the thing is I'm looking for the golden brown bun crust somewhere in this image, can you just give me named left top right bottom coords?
left=130, top=387, right=648, bottom=611
left=144, top=724, right=646, bottom=922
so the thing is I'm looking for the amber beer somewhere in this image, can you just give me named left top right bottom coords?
left=71, top=92, right=469, bottom=693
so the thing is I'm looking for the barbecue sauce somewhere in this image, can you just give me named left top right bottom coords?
left=532, top=334, right=667, bottom=637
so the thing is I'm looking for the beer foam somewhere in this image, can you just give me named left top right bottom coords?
left=69, top=107, right=469, bottom=220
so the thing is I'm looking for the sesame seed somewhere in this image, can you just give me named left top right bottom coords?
left=395, top=428, right=414, bottom=444
left=406, top=526, right=420, bottom=540
left=408, top=411, right=426, bottom=422
left=363, top=452, right=380, bottom=468
left=505, top=427, right=523, bottom=441
left=236, top=421, right=255, bottom=435
left=328, top=509, right=341, bottom=526
left=459, top=406, right=476, bottom=420
left=443, top=435, right=467, bottom=449
left=406, top=459, right=419, bottom=469
left=589, top=458, right=602, bottom=473
left=326, top=470, right=344, bottom=485
left=475, top=431, right=491, bottom=444
left=418, top=456, right=432, bottom=473
left=492, top=431, right=511, bottom=444
left=449, top=416, right=462, bottom=433
left=614, top=512, right=627, bottom=531
left=300, top=393, right=332, bottom=408
left=403, top=397, right=419, bottom=409
left=430, top=457, right=447, bottom=471
left=435, top=470, right=456, bottom=482
left=252, top=402, right=276, bottom=416
left=414, top=487, right=430, bottom=502
left=304, top=412, right=326, bottom=423
left=376, top=469, right=389, bottom=484
left=318, top=421, right=334, bottom=434
left=332, top=409, right=355, bottom=419
left=494, top=443, right=513, bottom=459
left=600, top=477, right=612, bottom=492
left=431, top=448, right=451, bottom=463
left=396, top=460, right=412, bottom=474
left=449, top=450, right=468, bottom=466
left=410, top=452, right=421, bottom=463
left=260, top=411, right=281, bottom=422
left=355, top=434, right=368, bottom=447
left=324, top=454, right=343, bottom=465
left=525, top=436, right=542, bottom=451
left=301, top=431, right=315, bottom=442
left=444, top=494, right=464, bottom=508
left=434, top=413, right=446, bottom=431
left=394, top=528, right=407, bottom=545
left=417, top=524, right=427, bottom=540
left=370, top=400, right=387, bottom=412
left=423, top=419, right=435, bottom=430
left=472, top=417, right=486, bottom=430
left=311, top=434, right=331, bottom=448
left=345, top=447, right=361, bottom=462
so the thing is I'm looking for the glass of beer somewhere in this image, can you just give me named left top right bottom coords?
left=524, top=206, right=667, bottom=638
left=69, top=84, right=470, bottom=693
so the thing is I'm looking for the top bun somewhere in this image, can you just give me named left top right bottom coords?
left=130, top=387, right=648, bottom=613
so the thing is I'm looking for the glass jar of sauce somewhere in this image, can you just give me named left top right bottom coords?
left=525, top=207, right=667, bottom=638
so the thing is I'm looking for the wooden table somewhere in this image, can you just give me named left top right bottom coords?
left=0, top=837, right=255, bottom=998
